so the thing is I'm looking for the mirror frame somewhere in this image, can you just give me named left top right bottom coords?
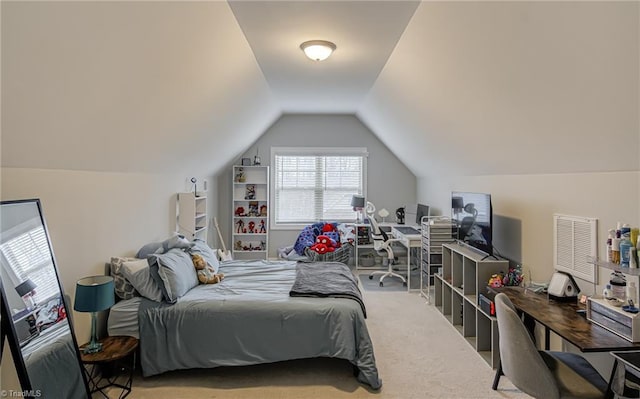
left=0, top=198, right=90, bottom=398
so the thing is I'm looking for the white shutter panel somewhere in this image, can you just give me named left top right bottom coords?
left=553, top=214, right=597, bottom=283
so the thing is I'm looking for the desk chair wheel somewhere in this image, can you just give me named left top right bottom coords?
left=369, top=275, right=374, bottom=280
left=379, top=282, right=384, bottom=287
left=403, top=282, right=407, bottom=287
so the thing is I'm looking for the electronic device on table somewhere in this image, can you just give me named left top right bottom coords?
left=451, top=191, right=493, bottom=256
left=547, top=271, right=580, bottom=302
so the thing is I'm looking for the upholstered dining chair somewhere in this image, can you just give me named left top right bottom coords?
left=494, top=293, right=607, bottom=399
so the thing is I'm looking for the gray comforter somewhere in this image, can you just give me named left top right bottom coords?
left=138, top=259, right=381, bottom=389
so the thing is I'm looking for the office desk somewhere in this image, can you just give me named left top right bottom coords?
left=391, top=226, right=421, bottom=292
left=494, top=287, right=640, bottom=352
left=492, top=287, right=640, bottom=397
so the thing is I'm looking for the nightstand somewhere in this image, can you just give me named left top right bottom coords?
left=80, top=335, right=138, bottom=399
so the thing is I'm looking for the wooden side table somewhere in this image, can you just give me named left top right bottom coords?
left=80, top=335, right=138, bottom=399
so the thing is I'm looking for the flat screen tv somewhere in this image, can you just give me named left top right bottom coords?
left=451, top=192, right=493, bottom=256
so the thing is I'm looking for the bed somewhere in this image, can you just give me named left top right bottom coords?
left=107, top=253, right=381, bottom=390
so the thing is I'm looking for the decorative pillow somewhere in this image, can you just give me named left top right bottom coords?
left=148, top=248, right=199, bottom=303
left=136, top=233, right=195, bottom=259
left=121, top=259, right=163, bottom=302
left=110, top=257, right=139, bottom=300
left=189, top=239, right=220, bottom=274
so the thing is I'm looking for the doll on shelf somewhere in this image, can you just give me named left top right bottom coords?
left=235, top=168, right=246, bottom=183
left=235, top=219, right=245, bottom=234
left=259, top=219, right=266, bottom=233
left=248, top=221, right=255, bottom=234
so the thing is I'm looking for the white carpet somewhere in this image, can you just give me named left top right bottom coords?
left=115, top=288, right=531, bottom=399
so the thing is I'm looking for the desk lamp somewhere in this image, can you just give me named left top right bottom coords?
left=452, top=197, right=464, bottom=220
left=74, top=276, right=114, bottom=354
left=351, top=195, right=365, bottom=223
left=15, top=279, right=37, bottom=310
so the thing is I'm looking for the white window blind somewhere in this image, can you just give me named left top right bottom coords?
left=0, top=225, right=59, bottom=304
left=273, top=147, right=367, bottom=226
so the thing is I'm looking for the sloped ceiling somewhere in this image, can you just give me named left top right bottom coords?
left=2, top=1, right=638, bottom=178
left=2, top=1, right=280, bottom=175
left=358, top=1, right=639, bottom=178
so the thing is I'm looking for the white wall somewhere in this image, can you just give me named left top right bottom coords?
left=0, top=167, right=193, bottom=388
left=419, top=172, right=639, bottom=285
left=0, top=168, right=199, bottom=325
left=216, top=114, right=417, bottom=257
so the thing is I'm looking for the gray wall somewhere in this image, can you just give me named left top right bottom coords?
left=216, top=114, right=417, bottom=258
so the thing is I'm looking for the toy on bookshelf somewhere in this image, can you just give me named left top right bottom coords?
left=235, top=206, right=246, bottom=217
left=259, top=219, right=266, bottom=233
left=260, top=205, right=267, bottom=216
left=235, top=219, right=245, bottom=233
left=245, top=185, right=256, bottom=200
left=235, top=168, right=246, bottom=183
left=248, top=201, right=259, bottom=216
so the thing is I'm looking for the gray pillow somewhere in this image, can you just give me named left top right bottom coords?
left=121, top=258, right=163, bottom=302
left=110, top=257, right=139, bottom=299
left=137, top=234, right=195, bottom=259
left=148, top=249, right=198, bottom=303
left=189, top=239, right=220, bottom=274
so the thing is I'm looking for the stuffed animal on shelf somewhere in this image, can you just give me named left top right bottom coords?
left=192, top=254, right=224, bottom=284
left=234, top=241, right=243, bottom=251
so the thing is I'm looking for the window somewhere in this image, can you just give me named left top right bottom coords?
left=0, top=223, right=59, bottom=305
left=272, top=147, right=367, bottom=227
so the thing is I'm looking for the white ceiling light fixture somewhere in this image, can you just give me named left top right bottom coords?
left=300, top=40, right=336, bottom=61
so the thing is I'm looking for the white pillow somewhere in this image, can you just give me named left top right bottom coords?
left=122, top=259, right=163, bottom=302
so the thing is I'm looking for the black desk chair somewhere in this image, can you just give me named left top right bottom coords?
left=495, top=293, right=607, bottom=398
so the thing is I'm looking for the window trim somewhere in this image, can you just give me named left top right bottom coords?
left=270, top=147, right=368, bottom=230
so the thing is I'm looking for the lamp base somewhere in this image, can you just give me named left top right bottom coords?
left=82, top=341, right=103, bottom=354
left=83, top=311, right=103, bottom=354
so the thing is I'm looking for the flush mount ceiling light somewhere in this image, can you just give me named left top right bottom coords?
left=300, top=40, right=336, bottom=61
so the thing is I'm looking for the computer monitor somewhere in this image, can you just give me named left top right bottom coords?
left=403, top=203, right=429, bottom=226
left=416, top=204, right=429, bottom=225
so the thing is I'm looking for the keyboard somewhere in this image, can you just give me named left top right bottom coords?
left=393, top=226, right=420, bottom=235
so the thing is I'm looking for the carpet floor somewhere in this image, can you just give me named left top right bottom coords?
left=113, top=282, right=530, bottom=399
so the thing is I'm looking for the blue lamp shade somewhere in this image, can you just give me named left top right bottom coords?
left=74, top=276, right=114, bottom=354
left=74, top=276, right=114, bottom=313
left=15, top=279, right=37, bottom=297
left=351, top=195, right=365, bottom=209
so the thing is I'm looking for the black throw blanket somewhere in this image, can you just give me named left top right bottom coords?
left=290, top=261, right=367, bottom=318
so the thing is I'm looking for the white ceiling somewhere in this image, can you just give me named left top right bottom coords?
left=2, top=1, right=638, bottom=178
left=229, top=1, right=420, bottom=113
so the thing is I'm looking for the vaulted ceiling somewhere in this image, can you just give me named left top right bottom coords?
left=2, top=1, right=638, bottom=178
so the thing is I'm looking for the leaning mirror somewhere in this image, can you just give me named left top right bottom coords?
left=0, top=199, right=90, bottom=398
